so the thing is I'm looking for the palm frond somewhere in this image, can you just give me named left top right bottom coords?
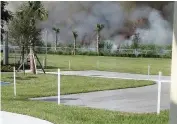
left=52, top=27, right=60, bottom=33
left=72, top=31, right=78, bottom=39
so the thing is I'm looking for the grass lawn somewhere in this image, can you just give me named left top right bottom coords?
left=36, top=54, right=171, bottom=76
left=1, top=73, right=169, bottom=124
left=8, top=54, right=171, bottom=75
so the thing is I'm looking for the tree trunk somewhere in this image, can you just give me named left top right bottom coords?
left=55, top=33, right=57, bottom=51
left=30, top=46, right=36, bottom=74
left=74, top=38, right=76, bottom=55
left=96, top=32, right=100, bottom=55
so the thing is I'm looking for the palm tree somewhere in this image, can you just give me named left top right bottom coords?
left=52, top=27, right=60, bottom=51
left=95, top=24, right=104, bottom=55
left=72, top=31, right=78, bottom=55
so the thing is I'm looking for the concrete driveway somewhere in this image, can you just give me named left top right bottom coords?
left=32, top=70, right=171, bottom=113
left=43, top=70, right=171, bottom=83
left=31, top=80, right=170, bottom=113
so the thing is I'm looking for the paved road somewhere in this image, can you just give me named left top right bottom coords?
left=0, top=111, right=53, bottom=124
left=42, top=70, right=171, bottom=83
left=31, top=83, right=170, bottom=113
left=32, top=70, right=170, bottom=113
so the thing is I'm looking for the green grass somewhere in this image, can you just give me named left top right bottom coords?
left=8, top=54, right=171, bottom=75
left=1, top=72, right=154, bottom=98
left=37, top=55, right=171, bottom=76
left=1, top=73, right=169, bottom=124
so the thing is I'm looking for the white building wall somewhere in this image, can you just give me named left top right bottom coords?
left=170, top=1, right=177, bottom=124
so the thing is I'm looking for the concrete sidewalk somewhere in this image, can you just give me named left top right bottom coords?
left=0, top=111, right=53, bottom=124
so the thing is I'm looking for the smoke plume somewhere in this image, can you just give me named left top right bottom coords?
left=7, top=1, right=174, bottom=46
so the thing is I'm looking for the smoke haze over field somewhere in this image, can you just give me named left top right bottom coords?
left=7, top=1, right=174, bottom=46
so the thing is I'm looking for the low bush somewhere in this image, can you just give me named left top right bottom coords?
left=1, top=65, right=13, bottom=72
left=46, top=50, right=171, bottom=58
left=36, top=43, right=172, bottom=58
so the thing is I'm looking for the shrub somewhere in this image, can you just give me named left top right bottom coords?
left=1, top=65, right=13, bottom=72
left=43, top=43, right=171, bottom=58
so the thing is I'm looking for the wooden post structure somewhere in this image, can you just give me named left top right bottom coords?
left=170, top=1, right=177, bottom=124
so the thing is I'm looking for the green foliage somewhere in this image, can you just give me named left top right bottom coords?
left=45, top=43, right=171, bottom=58
left=131, top=33, right=140, bottom=49
left=1, top=1, right=13, bottom=41
left=72, top=31, right=78, bottom=39
left=52, top=27, right=60, bottom=33
left=1, top=1, right=13, bottom=22
left=99, top=40, right=113, bottom=55
left=8, top=1, right=48, bottom=48
left=95, top=24, right=104, bottom=32
left=1, top=65, right=13, bottom=72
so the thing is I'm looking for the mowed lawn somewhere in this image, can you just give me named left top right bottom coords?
left=1, top=73, right=169, bottom=124
left=8, top=54, right=171, bottom=75
left=37, top=54, right=171, bottom=76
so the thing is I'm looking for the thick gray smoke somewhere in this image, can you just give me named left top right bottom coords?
left=40, top=1, right=126, bottom=47
left=128, top=6, right=173, bottom=45
left=136, top=9, right=172, bottom=45
left=7, top=1, right=174, bottom=47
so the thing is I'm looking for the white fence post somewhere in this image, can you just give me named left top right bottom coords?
left=97, top=60, right=99, bottom=69
left=58, top=69, right=60, bottom=104
left=68, top=60, right=71, bottom=70
left=13, top=67, right=16, bottom=97
left=157, top=71, right=162, bottom=115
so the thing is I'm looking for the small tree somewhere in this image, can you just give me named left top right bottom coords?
left=52, top=27, right=60, bottom=51
left=72, top=31, right=78, bottom=55
left=132, top=33, right=141, bottom=57
left=132, top=33, right=140, bottom=50
left=95, top=24, right=104, bottom=55
left=8, top=1, right=48, bottom=74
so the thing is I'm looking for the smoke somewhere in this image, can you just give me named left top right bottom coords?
left=40, top=1, right=126, bottom=46
left=7, top=1, right=174, bottom=46
left=136, top=9, right=172, bottom=45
